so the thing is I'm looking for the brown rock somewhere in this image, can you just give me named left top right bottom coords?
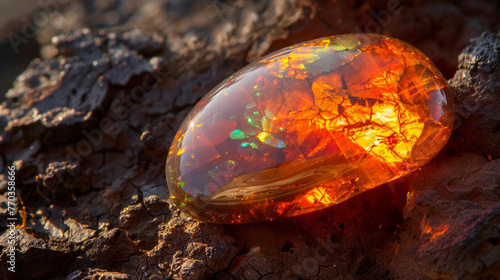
left=81, top=228, right=135, bottom=268
left=391, top=153, right=500, bottom=279
left=65, top=268, right=131, bottom=280
left=0, top=228, right=74, bottom=280
left=448, top=32, right=500, bottom=159
left=0, top=1, right=499, bottom=280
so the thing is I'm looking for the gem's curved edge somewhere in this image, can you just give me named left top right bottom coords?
left=165, top=33, right=454, bottom=224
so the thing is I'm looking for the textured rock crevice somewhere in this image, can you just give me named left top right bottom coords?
left=0, top=1, right=499, bottom=279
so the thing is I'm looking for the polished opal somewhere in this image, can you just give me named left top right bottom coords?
left=166, top=34, right=454, bottom=224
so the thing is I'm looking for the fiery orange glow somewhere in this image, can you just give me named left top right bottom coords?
left=166, top=34, right=454, bottom=223
left=423, top=223, right=450, bottom=242
left=305, top=187, right=334, bottom=205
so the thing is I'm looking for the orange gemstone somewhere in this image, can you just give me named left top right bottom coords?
left=166, top=34, right=454, bottom=224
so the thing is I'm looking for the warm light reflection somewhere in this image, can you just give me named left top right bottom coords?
left=166, top=34, right=454, bottom=223
left=423, top=223, right=450, bottom=242
left=305, top=187, right=334, bottom=205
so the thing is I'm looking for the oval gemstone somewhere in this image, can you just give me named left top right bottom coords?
left=166, top=34, right=454, bottom=224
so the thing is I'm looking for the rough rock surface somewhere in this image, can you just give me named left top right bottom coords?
left=0, top=1, right=499, bottom=280
left=389, top=31, right=500, bottom=280
left=448, top=32, right=500, bottom=159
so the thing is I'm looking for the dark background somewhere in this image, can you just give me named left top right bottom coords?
left=1, top=0, right=499, bottom=101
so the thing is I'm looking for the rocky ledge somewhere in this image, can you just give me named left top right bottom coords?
left=0, top=1, right=499, bottom=279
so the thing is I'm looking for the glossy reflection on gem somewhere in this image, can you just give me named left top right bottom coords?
left=166, top=33, right=454, bottom=224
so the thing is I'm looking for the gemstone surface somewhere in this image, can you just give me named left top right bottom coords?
left=166, top=34, right=454, bottom=224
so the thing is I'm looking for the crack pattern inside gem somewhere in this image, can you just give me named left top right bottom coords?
left=166, top=34, right=454, bottom=224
